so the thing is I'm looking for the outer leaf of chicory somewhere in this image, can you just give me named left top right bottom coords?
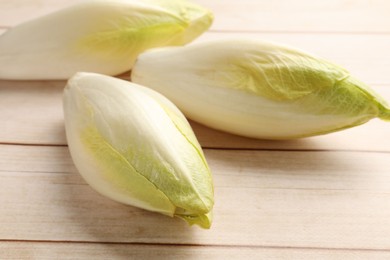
left=131, top=39, right=390, bottom=139
left=0, top=0, right=213, bottom=80
left=63, top=72, right=214, bottom=228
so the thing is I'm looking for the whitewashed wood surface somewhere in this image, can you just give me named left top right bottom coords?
left=1, top=0, right=390, bottom=259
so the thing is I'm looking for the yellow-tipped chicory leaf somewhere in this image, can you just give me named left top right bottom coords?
left=131, top=39, right=390, bottom=139
left=0, top=0, right=213, bottom=80
left=63, top=72, right=214, bottom=228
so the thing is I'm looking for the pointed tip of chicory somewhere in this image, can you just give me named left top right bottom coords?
left=177, top=211, right=213, bottom=229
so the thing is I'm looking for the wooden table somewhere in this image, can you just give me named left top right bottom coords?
left=1, top=0, right=390, bottom=259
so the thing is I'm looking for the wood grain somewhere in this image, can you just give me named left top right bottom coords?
left=2, top=30, right=390, bottom=149
left=1, top=78, right=390, bottom=150
left=1, top=145, right=390, bottom=250
left=1, top=0, right=390, bottom=258
left=1, top=241, right=390, bottom=260
left=0, top=0, right=389, bottom=33
left=0, top=80, right=66, bottom=145
left=2, top=28, right=390, bottom=84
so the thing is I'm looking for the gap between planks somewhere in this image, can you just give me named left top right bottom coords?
left=3, top=26, right=390, bottom=35
left=210, top=29, right=390, bottom=35
left=2, top=142, right=390, bottom=155
left=1, top=239, right=390, bottom=253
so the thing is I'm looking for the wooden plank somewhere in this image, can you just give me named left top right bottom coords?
left=1, top=80, right=390, bottom=151
left=2, top=28, right=390, bottom=84
left=2, top=0, right=389, bottom=258
left=1, top=145, right=390, bottom=249
left=2, top=31, right=390, bottom=149
left=1, top=242, right=390, bottom=260
left=0, top=0, right=81, bottom=28
left=191, top=118, right=390, bottom=151
left=1, top=80, right=390, bottom=150
left=0, top=0, right=389, bottom=33
left=0, top=80, right=67, bottom=145
left=196, top=0, right=390, bottom=33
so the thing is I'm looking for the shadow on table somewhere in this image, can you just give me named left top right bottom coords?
left=55, top=137, right=371, bottom=259
left=57, top=166, right=203, bottom=259
left=205, top=137, right=373, bottom=192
